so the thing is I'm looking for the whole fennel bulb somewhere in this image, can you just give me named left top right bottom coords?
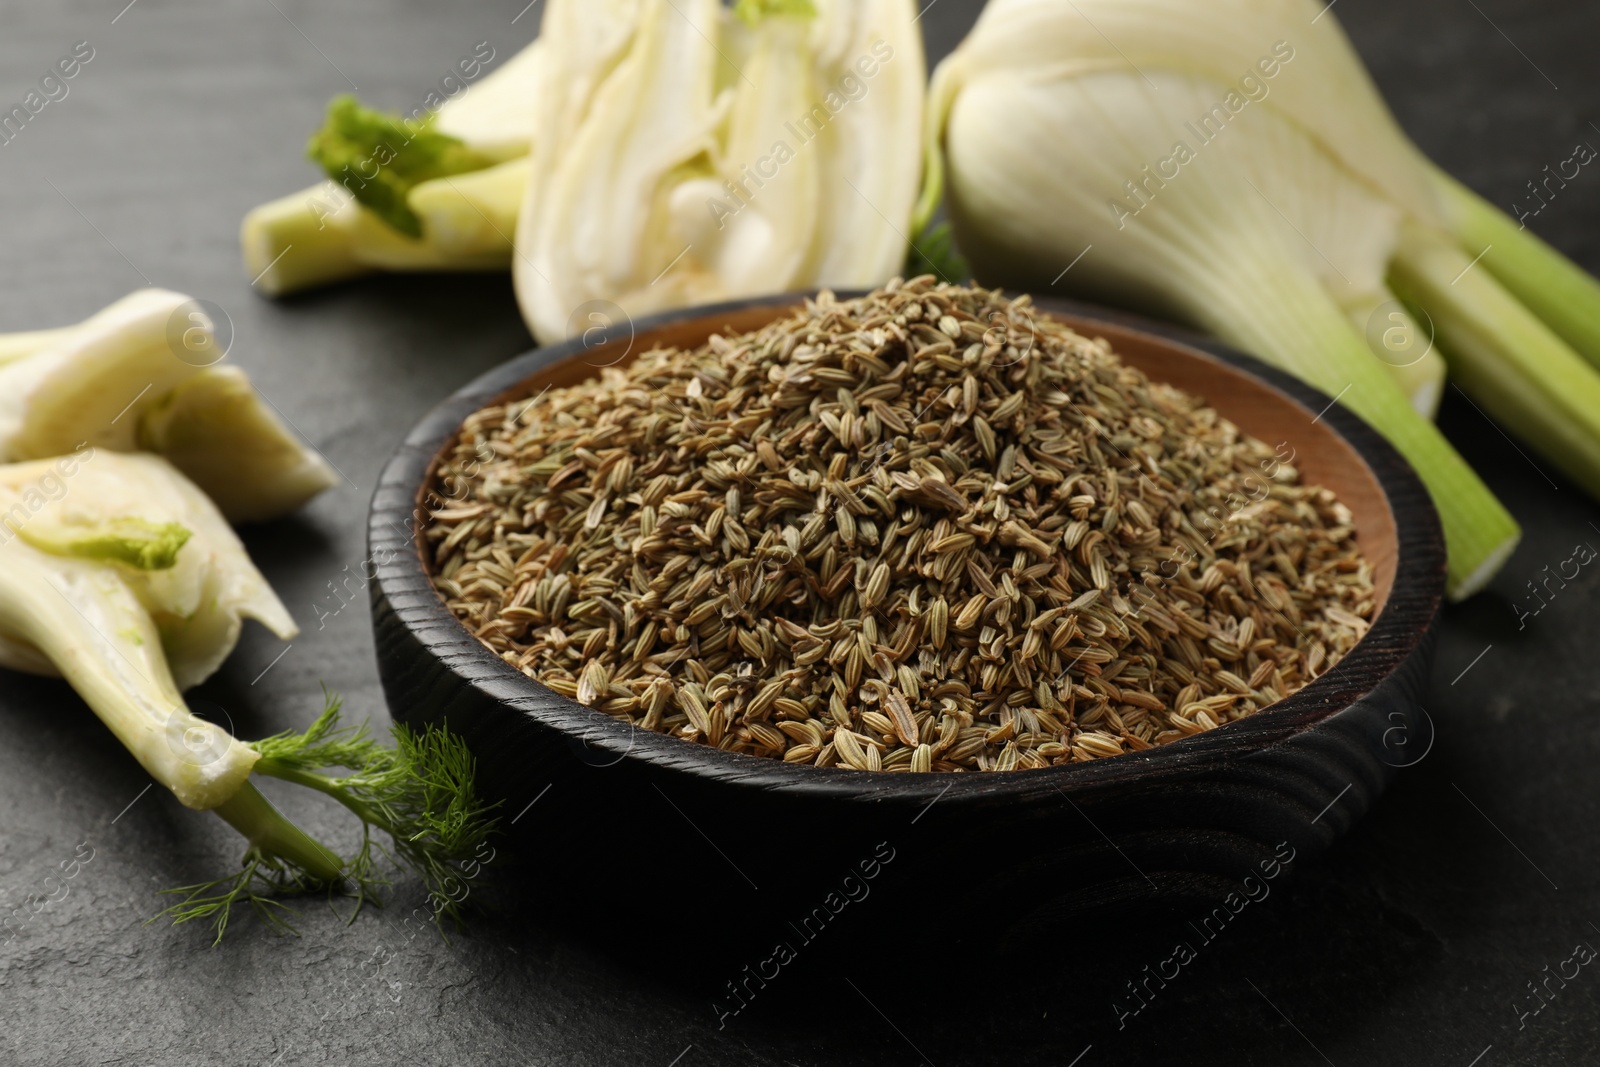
left=918, top=0, right=1600, bottom=599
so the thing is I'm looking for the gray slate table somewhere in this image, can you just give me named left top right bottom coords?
left=2, top=1, right=1597, bottom=1064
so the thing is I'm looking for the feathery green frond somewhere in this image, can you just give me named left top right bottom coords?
left=157, top=691, right=499, bottom=941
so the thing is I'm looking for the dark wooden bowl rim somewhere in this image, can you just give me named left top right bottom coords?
left=370, top=290, right=1446, bottom=806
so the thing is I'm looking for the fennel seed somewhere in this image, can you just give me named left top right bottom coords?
left=426, top=279, right=1375, bottom=772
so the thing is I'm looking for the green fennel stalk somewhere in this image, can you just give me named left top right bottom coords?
left=1430, top=167, right=1600, bottom=372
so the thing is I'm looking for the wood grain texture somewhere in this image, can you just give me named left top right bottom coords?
left=368, top=292, right=1445, bottom=943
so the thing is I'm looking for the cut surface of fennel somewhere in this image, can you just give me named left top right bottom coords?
left=513, top=0, right=925, bottom=343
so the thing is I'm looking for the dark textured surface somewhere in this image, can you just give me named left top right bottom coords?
left=0, top=1, right=1596, bottom=1065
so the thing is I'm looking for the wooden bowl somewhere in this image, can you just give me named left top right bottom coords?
left=369, top=293, right=1444, bottom=952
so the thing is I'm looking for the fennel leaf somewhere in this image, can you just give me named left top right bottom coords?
left=306, top=96, right=497, bottom=238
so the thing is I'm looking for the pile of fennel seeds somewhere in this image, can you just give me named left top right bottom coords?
left=426, top=279, right=1375, bottom=773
